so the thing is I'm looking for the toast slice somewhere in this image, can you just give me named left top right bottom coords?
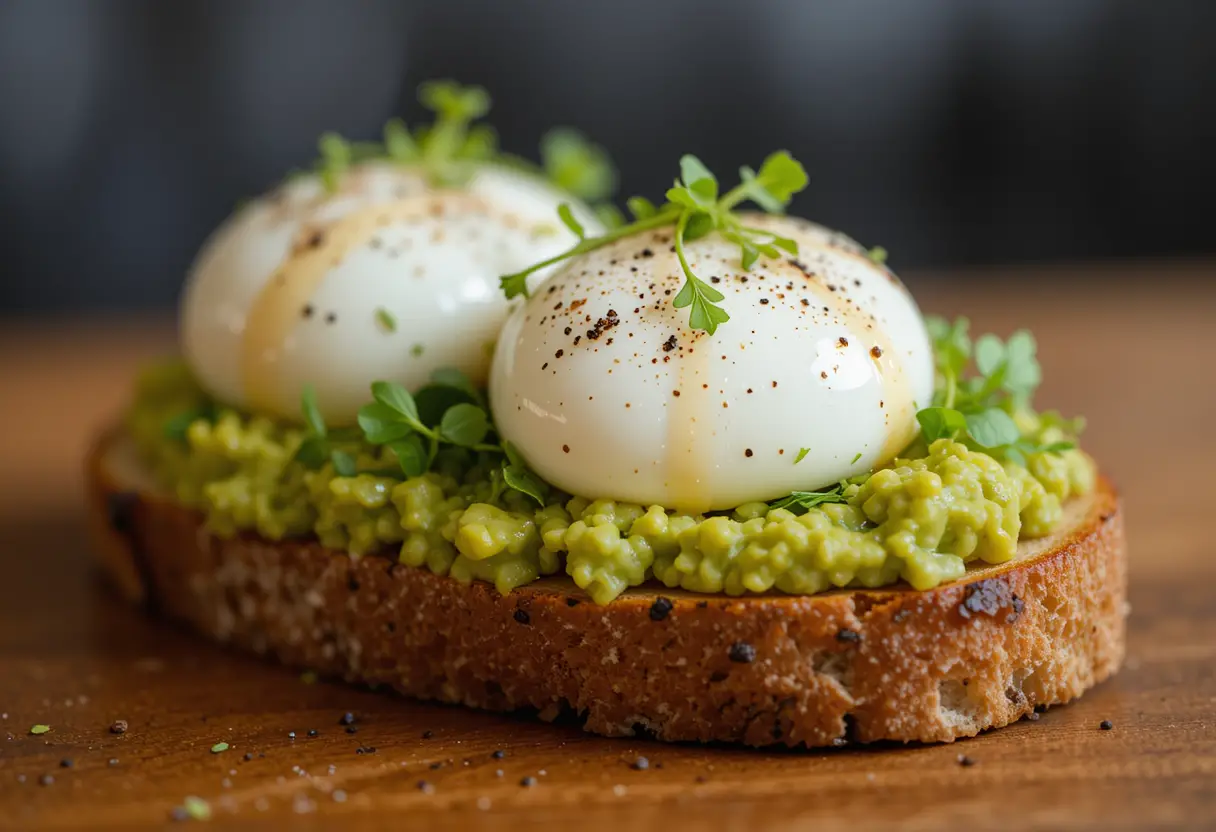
left=86, top=428, right=1127, bottom=747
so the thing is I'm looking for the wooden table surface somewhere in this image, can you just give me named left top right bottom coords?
left=2, top=263, right=1214, bottom=830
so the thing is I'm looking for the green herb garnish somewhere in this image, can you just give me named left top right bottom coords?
left=917, top=317, right=1080, bottom=464
left=307, top=80, right=615, bottom=211
left=769, top=485, right=848, bottom=514
left=181, top=796, right=212, bottom=821
left=850, top=452, right=863, bottom=464
left=541, top=128, right=616, bottom=204
left=375, top=308, right=397, bottom=333
left=868, top=246, right=888, bottom=265
left=292, top=373, right=548, bottom=506
left=29, top=724, right=50, bottom=735
left=499, top=151, right=809, bottom=335
left=293, top=384, right=366, bottom=472
left=210, top=742, right=229, bottom=754
left=794, top=448, right=810, bottom=465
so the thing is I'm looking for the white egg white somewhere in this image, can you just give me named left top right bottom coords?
left=180, top=160, right=599, bottom=424
left=489, top=214, right=935, bottom=512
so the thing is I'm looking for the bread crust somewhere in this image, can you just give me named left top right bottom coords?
left=86, top=429, right=1127, bottom=747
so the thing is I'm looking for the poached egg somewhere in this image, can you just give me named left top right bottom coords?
left=181, top=160, right=599, bottom=424
left=489, top=214, right=935, bottom=512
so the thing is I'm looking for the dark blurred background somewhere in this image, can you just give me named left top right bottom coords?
left=1, top=0, right=1213, bottom=315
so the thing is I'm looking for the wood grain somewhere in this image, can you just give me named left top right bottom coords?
left=2, top=265, right=1214, bottom=830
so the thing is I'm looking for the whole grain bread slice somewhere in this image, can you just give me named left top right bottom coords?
left=86, top=429, right=1127, bottom=747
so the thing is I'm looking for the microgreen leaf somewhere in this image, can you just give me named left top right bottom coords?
left=541, top=128, right=616, bottom=202
left=415, top=384, right=476, bottom=426
left=867, top=246, right=888, bottom=265
left=503, top=440, right=526, bottom=469
left=794, top=448, right=810, bottom=464
left=770, top=234, right=799, bottom=255
left=418, top=79, right=490, bottom=123
left=462, top=124, right=498, bottom=159
left=556, top=203, right=585, bottom=239
left=357, top=402, right=412, bottom=444
left=389, top=435, right=428, bottom=477
left=737, top=165, right=784, bottom=213
left=430, top=368, right=483, bottom=406
left=210, top=742, right=229, bottom=754
left=375, top=307, right=397, bottom=333
left=293, top=436, right=329, bottom=469
left=679, top=155, right=718, bottom=202
left=500, top=269, right=531, bottom=300
left=745, top=151, right=808, bottom=208
left=502, top=465, right=548, bottom=506
left=439, top=403, right=490, bottom=447
left=329, top=449, right=357, bottom=477
left=500, top=442, right=548, bottom=505
left=738, top=239, right=760, bottom=270
left=917, top=406, right=968, bottom=442
left=964, top=408, right=1020, bottom=448
left=30, top=724, right=50, bottom=735
left=627, top=196, right=658, bottom=220
left=672, top=274, right=729, bottom=336
left=382, top=118, right=417, bottom=163
left=301, top=385, right=326, bottom=437
left=371, top=381, right=420, bottom=425
left=974, top=333, right=1004, bottom=376
left=1001, top=330, right=1041, bottom=396
left=769, top=486, right=847, bottom=514
left=317, top=133, right=352, bottom=193
left=683, top=211, right=715, bottom=242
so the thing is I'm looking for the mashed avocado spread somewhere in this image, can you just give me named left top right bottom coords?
left=127, top=346, right=1094, bottom=604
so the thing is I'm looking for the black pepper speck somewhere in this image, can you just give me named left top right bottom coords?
left=513, top=608, right=531, bottom=625
left=649, top=597, right=673, bottom=622
left=728, top=641, right=756, bottom=663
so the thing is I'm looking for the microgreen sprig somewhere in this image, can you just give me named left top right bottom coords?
left=916, top=317, right=1080, bottom=464
left=769, top=486, right=848, bottom=514
left=292, top=371, right=550, bottom=506
left=314, top=81, right=494, bottom=192
left=499, top=151, right=810, bottom=335
left=306, top=80, right=615, bottom=208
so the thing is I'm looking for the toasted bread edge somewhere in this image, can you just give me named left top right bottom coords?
left=86, top=429, right=1127, bottom=747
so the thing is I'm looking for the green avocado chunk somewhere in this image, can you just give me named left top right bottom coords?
left=127, top=362, right=1094, bottom=605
